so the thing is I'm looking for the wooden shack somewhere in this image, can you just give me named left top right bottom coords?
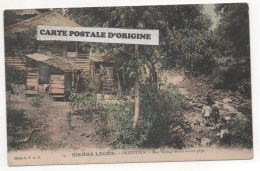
left=25, top=53, right=80, bottom=99
left=5, top=11, right=136, bottom=96
left=5, top=11, right=92, bottom=98
left=89, top=52, right=131, bottom=94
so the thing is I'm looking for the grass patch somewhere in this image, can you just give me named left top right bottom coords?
left=7, top=108, right=54, bottom=151
left=95, top=84, right=190, bottom=149
left=7, top=108, right=32, bottom=150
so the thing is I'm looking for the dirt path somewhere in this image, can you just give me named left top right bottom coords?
left=7, top=90, right=106, bottom=150
left=40, top=99, right=109, bottom=150
left=164, top=71, right=189, bottom=95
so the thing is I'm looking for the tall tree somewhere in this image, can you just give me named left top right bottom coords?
left=215, top=3, right=250, bottom=57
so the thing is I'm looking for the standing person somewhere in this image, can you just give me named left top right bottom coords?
left=206, top=91, right=214, bottom=107
left=211, top=102, right=220, bottom=124
left=201, top=102, right=212, bottom=126
left=218, top=125, right=231, bottom=146
left=76, top=70, right=86, bottom=93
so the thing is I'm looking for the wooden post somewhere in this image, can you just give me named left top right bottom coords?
left=133, top=44, right=140, bottom=129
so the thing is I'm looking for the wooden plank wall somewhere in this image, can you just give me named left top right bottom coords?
left=61, top=45, right=67, bottom=58
left=49, top=75, right=65, bottom=95
left=5, top=56, right=26, bottom=69
left=77, top=53, right=89, bottom=58
left=103, top=67, right=114, bottom=93
left=26, top=68, right=38, bottom=90
left=75, top=58, right=91, bottom=74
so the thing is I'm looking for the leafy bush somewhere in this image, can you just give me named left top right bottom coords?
left=5, top=31, right=37, bottom=56
left=6, top=65, right=26, bottom=84
left=237, top=79, right=251, bottom=97
left=7, top=108, right=32, bottom=149
left=31, top=94, right=44, bottom=107
left=69, top=89, right=96, bottom=114
left=97, top=83, right=189, bottom=149
left=98, top=102, right=152, bottom=148
left=86, top=74, right=102, bottom=93
left=229, top=118, right=253, bottom=148
left=140, top=84, right=189, bottom=147
left=223, top=62, right=251, bottom=97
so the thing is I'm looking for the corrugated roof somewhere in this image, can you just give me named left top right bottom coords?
left=25, top=53, right=80, bottom=71
left=5, top=12, right=79, bottom=37
left=26, top=53, right=52, bottom=61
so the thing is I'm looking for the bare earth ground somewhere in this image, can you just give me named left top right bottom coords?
left=7, top=88, right=107, bottom=151
left=7, top=70, right=252, bottom=151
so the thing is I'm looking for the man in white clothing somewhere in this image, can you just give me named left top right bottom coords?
left=201, top=103, right=212, bottom=125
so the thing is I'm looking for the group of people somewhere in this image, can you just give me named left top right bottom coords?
left=201, top=92, right=220, bottom=126
left=201, top=91, right=231, bottom=145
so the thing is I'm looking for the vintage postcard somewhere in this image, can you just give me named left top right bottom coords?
left=4, top=3, right=252, bottom=166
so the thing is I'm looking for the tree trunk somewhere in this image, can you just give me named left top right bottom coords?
left=133, top=44, right=140, bottom=129
left=150, top=64, right=158, bottom=90
left=132, top=76, right=140, bottom=129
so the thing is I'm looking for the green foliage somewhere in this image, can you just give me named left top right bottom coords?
left=237, top=79, right=251, bottom=97
left=6, top=108, right=32, bottom=149
left=140, top=84, right=189, bottom=147
left=31, top=94, right=44, bottom=107
left=98, top=102, right=152, bottom=148
left=161, top=29, right=219, bottom=76
left=68, top=5, right=210, bottom=33
left=122, top=57, right=152, bottom=83
left=69, top=89, right=96, bottom=114
left=4, top=10, right=39, bottom=28
left=158, top=84, right=191, bottom=111
left=6, top=65, right=26, bottom=84
left=4, top=10, right=21, bottom=27
left=86, top=74, right=102, bottom=93
left=223, top=62, right=251, bottom=96
left=229, top=118, right=252, bottom=148
left=97, top=84, right=189, bottom=148
left=7, top=107, right=52, bottom=150
left=67, top=5, right=218, bottom=76
left=7, top=108, right=29, bottom=129
left=67, top=112, right=73, bottom=131
left=215, top=3, right=250, bottom=57
left=5, top=31, right=37, bottom=56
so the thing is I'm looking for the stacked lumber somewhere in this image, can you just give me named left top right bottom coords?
left=26, top=68, right=39, bottom=96
left=49, top=75, right=65, bottom=98
left=5, top=56, right=26, bottom=69
left=103, top=67, right=114, bottom=93
left=26, top=68, right=38, bottom=89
